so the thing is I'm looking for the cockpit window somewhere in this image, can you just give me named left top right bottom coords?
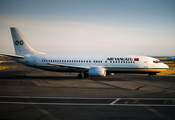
left=153, top=60, right=161, bottom=63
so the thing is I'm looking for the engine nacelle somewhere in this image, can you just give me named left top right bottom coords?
left=88, top=67, right=106, bottom=77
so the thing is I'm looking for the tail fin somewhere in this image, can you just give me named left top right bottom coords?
left=10, top=27, right=46, bottom=55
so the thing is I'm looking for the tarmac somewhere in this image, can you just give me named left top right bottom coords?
left=0, top=60, right=175, bottom=120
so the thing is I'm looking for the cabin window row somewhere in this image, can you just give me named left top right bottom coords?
left=109, top=61, right=135, bottom=63
left=42, top=60, right=92, bottom=63
left=42, top=60, right=135, bottom=64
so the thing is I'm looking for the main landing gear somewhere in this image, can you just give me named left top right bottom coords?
left=77, top=73, right=83, bottom=79
left=77, top=72, right=89, bottom=79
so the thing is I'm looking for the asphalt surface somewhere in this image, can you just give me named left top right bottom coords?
left=0, top=60, right=175, bottom=120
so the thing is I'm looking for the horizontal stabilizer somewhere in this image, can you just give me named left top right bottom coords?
left=47, top=63, right=89, bottom=69
left=0, top=53, right=24, bottom=58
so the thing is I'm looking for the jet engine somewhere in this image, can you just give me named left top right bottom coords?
left=88, top=67, right=106, bottom=77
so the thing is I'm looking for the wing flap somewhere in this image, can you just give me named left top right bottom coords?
left=47, top=63, right=89, bottom=69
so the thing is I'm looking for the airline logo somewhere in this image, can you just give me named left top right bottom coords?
left=107, top=57, right=139, bottom=62
left=15, top=40, right=24, bottom=45
left=107, top=57, right=133, bottom=61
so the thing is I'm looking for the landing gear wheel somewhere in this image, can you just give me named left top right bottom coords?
left=84, top=73, right=89, bottom=78
left=147, top=74, right=151, bottom=79
left=77, top=74, right=83, bottom=79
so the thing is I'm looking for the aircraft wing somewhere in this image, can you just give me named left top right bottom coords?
left=0, top=53, right=24, bottom=58
left=47, top=63, right=89, bottom=69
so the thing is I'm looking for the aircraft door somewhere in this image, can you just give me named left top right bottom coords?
left=33, top=57, right=37, bottom=66
left=144, top=59, right=148, bottom=68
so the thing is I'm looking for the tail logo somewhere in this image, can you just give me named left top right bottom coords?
left=15, top=40, right=24, bottom=45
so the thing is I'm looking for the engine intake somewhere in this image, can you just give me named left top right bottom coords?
left=88, top=67, right=106, bottom=77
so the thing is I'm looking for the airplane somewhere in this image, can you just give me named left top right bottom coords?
left=0, top=27, right=169, bottom=79
left=168, top=57, right=175, bottom=61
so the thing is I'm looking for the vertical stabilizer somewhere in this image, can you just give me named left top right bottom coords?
left=10, top=27, right=46, bottom=55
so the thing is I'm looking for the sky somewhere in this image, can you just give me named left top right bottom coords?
left=0, top=0, right=175, bottom=55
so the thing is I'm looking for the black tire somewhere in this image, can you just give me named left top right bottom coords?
left=77, top=74, right=82, bottom=79
left=84, top=73, right=89, bottom=78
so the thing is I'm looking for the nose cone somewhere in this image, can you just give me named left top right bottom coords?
left=163, top=63, right=169, bottom=69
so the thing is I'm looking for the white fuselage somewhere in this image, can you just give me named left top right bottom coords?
left=13, top=54, right=169, bottom=74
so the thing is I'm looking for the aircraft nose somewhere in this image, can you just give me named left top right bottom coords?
left=163, top=63, right=169, bottom=69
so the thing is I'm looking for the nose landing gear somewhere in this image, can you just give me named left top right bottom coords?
left=147, top=73, right=157, bottom=79
left=147, top=74, right=151, bottom=79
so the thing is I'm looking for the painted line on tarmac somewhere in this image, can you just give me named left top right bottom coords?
left=0, top=96, right=175, bottom=106
left=110, top=98, right=121, bottom=105
left=0, top=96, right=175, bottom=100
left=0, top=96, right=116, bottom=100
left=0, top=101, right=175, bottom=106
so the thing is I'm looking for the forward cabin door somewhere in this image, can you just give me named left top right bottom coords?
left=144, top=59, right=148, bottom=68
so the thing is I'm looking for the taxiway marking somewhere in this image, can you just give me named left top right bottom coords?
left=110, top=98, right=121, bottom=105
left=0, top=96, right=175, bottom=106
